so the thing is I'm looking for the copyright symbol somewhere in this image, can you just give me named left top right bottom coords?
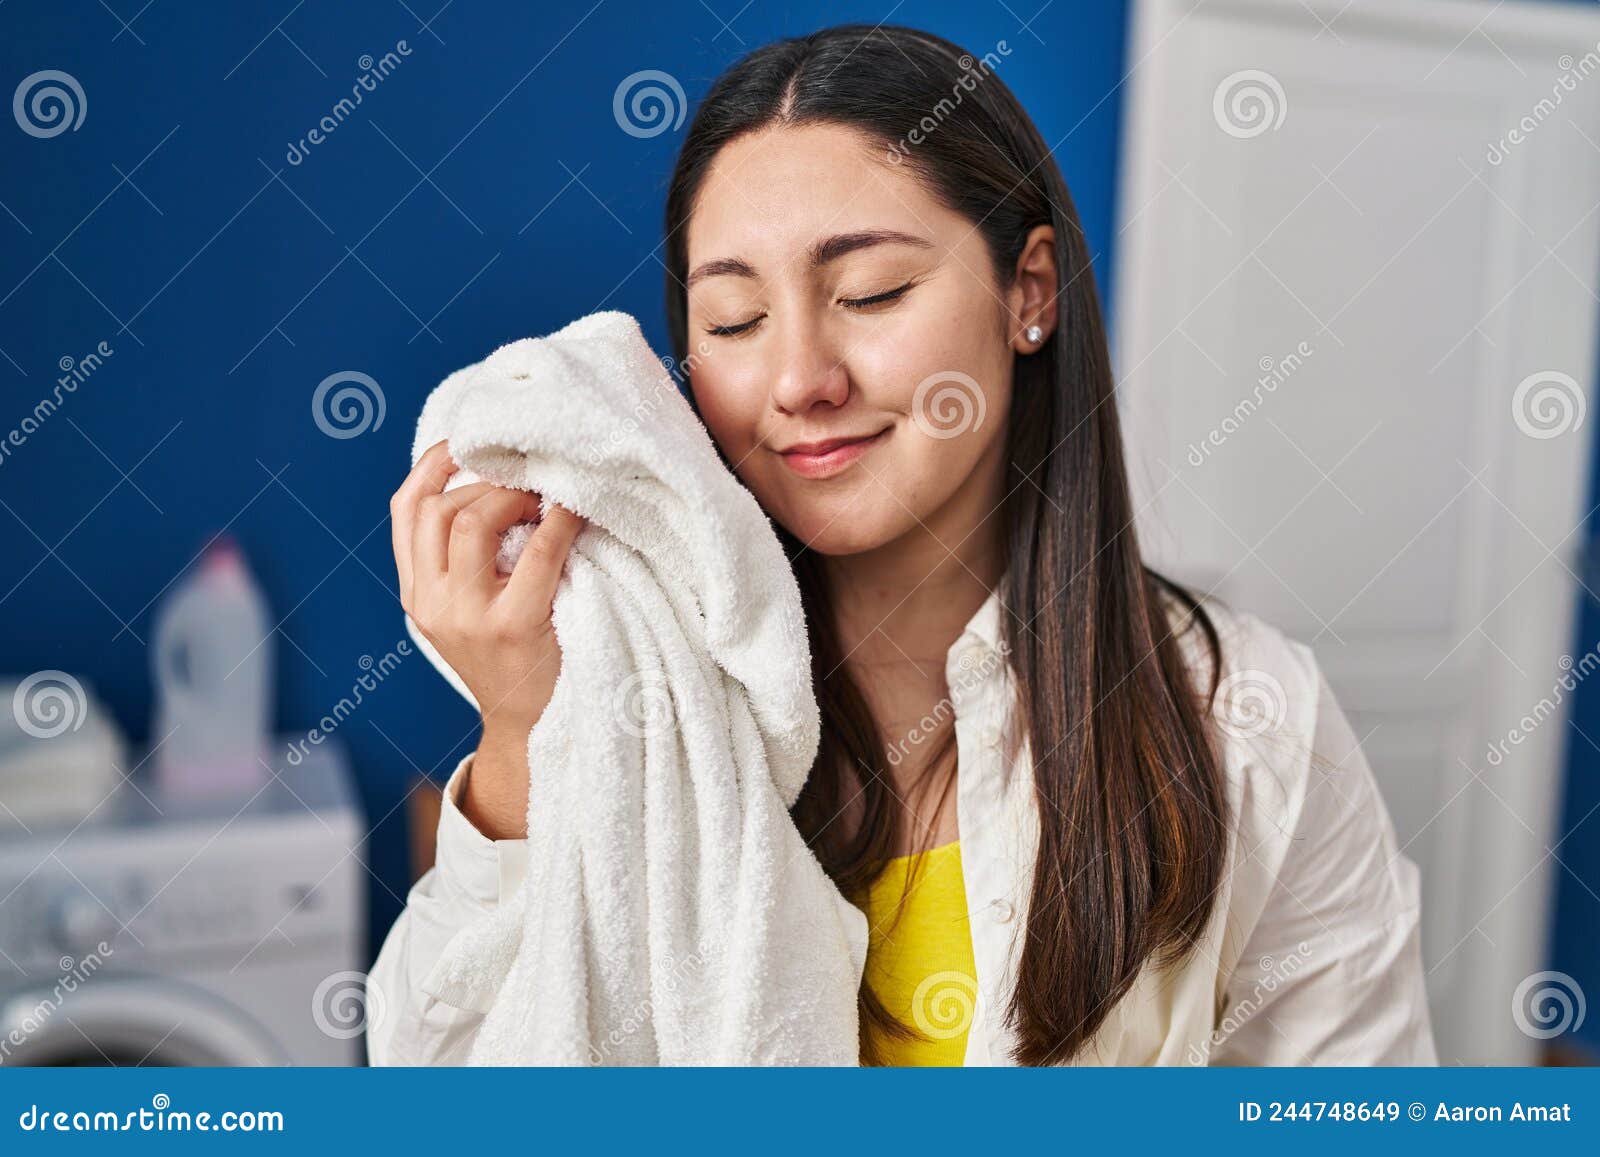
left=1408, top=1102, right=1425, bottom=1121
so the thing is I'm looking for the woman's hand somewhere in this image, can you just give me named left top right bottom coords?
left=391, top=439, right=585, bottom=838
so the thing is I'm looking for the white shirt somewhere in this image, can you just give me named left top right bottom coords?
left=367, top=593, right=1438, bottom=1066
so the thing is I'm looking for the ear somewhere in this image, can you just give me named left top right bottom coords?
left=1006, top=224, right=1058, bottom=353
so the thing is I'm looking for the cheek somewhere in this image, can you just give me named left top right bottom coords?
left=875, top=403, right=1005, bottom=517
left=689, top=369, right=760, bottom=458
left=859, top=296, right=1012, bottom=464
left=862, top=328, right=1015, bottom=534
left=855, top=284, right=1005, bottom=411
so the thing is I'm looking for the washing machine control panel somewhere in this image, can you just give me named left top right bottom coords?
left=0, top=799, right=362, bottom=971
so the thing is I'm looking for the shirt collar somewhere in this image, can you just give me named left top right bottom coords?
left=959, top=586, right=1004, bottom=652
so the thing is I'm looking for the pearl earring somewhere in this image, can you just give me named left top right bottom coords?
left=1025, top=324, right=1043, bottom=344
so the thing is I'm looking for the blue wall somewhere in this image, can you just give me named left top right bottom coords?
left=0, top=1, right=1131, bottom=953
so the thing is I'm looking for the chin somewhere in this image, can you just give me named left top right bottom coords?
left=767, top=492, right=912, bottom=557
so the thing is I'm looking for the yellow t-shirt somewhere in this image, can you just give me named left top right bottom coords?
left=860, top=839, right=979, bottom=1066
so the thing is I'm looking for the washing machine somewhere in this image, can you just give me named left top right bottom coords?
left=0, top=740, right=365, bottom=1065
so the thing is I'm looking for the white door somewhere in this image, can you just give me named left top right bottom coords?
left=1114, top=0, right=1600, bottom=1063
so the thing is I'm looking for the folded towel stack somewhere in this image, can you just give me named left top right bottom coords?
left=406, top=311, right=863, bottom=1064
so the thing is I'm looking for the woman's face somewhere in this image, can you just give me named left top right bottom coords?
left=684, top=124, right=1042, bottom=557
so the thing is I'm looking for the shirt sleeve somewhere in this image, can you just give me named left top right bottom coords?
left=1211, top=665, right=1440, bottom=1066
left=365, top=754, right=529, bottom=1066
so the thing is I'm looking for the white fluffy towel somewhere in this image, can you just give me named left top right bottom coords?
left=405, top=311, right=862, bottom=1065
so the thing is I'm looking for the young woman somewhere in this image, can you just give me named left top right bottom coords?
left=370, top=24, right=1437, bottom=1067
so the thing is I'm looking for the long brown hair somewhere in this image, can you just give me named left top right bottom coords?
left=663, top=24, right=1228, bottom=1066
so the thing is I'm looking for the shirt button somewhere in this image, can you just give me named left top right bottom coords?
left=991, top=899, right=1015, bottom=923
left=981, top=724, right=1002, bottom=749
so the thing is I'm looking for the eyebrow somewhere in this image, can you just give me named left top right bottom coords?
left=684, top=228, right=934, bottom=289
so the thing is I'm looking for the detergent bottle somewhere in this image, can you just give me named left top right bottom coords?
left=151, top=537, right=275, bottom=798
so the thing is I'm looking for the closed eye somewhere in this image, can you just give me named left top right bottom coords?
left=702, top=280, right=917, bottom=336
left=705, top=313, right=765, bottom=337
left=840, top=281, right=915, bottom=310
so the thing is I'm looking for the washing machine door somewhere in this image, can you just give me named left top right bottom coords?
left=0, top=977, right=289, bottom=1066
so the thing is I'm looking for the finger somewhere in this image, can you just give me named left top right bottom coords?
left=391, top=441, right=457, bottom=601
left=500, top=501, right=585, bottom=614
left=447, top=487, right=540, bottom=600
left=412, top=480, right=500, bottom=581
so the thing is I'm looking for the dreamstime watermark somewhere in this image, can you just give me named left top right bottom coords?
left=1511, top=369, right=1584, bottom=439
left=912, top=370, right=987, bottom=439
left=1487, top=48, right=1600, bottom=166
left=1214, top=669, right=1288, bottom=741
left=588, top=940, right=711, bottom=1063
left=11, top=670, right=87, bottom=739
left=13, top=70, right=85, bottom=138
left=611, top=668, right=673, bottom=740
left=612, top=69, right=686, bottom=138
left=884, top=41, right=1012, bottom=163
left=660, top=339, right=713, bottom=390
left=885, top=638, right=1011, bottom=767
left=313, top=370, right=386, bottom=439
left=910, top=969, right=980, bottom=1040
left=16, top=1094, right=283, bottom=1134
left=1512, top=970, right=1586, bottom=1040
left=1186, top=941, right=1313, bottom=1063
left=0, top=341, right=113, bottom=470
left=1484, top=643, right=1600, bottom=768
left=1186, top=341, right=1314, bottom=466
left=285, top=642, right=411, bottom=766
left=285, top=41, right=413, bottom=165
left=1212, top=70, right=1287, bottom=139
left=0, top=942, right=114, bottom=1061
left=312, top=970, right=387, bottom=1040
left=581, top=339, right=711, bottom=468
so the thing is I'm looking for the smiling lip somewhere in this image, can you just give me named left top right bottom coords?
left=776, top=428, right=890, bottom=479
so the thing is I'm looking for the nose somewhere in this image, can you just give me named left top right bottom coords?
left=769, top=314, right=850, bottom=415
